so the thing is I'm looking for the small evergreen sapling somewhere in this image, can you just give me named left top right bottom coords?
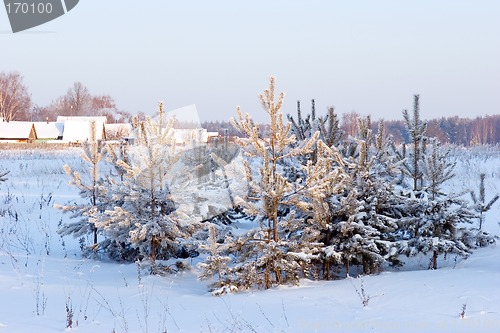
left=398, top=138, right=476, bottom=269
left=285, top=140, right=348, bottom=279
left=287, top=100, right=310, bottom=142
left=470, top=173, right=499, bottom=230
left=231, top=77, right=316, bottom=288
left=231, top=76, right=318, bottom=246
left=197, top=225, right=235, bottom=294
left=228, top=77, right=347, bottom=289
left=402, top=94, right=427, bottom=191
left=420, top=138, right=456, bottom=200
left=56, top=120, right=107, bottom=252
left=288, top=100, right=343, bottom=151
left=329, top=116, right=402, bottom=275
left=97, top=102, right=198, bottom=270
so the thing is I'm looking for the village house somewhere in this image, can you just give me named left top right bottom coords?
left=33, top=122, right=64, bottom=141
left=56, top=116, right=107, bottom=142
left=0, top=110, right=218, bottom=146
left=0, top=121, right=37, bottom=143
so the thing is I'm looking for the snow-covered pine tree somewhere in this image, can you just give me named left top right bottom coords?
left=400, top=191, right=475, bottom=270
left=397, top=138, right=477, bottom=269
left=286, top=139, right=348, bottom=279
left=470, top=173, right=499, bottom=230
left=374, top=120, right=404, bottom=180
left=106, top=140, right=129, bottom=182
left=287, top=100, right=311, bottom=142
left=463, top=173, right=499, bottom=248
left=288, top=101, right=343, bottom=149
left=327, top=116, right=402, bottom=275
left=402, top=94, right=427, bottom=191
left=97, top=102, right=199, bottom=271
left=227, top=77, right=350, bottom=289
left=421, top=138, right=456, bottom=200
left=231, top=77, right=318, bottom=245
left=197, top=225, right=235, bottom=294
left=56, top=120, right=107, bottom=253
left=285, top=101, right=344, bottom=205
left=320, top=106, right=343, bottom=147
left=287, top=111, right=404, bottom=278
left=230, top=77, right=316, bottom=288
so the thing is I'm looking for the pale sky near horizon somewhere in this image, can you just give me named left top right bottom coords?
left=1, top=0, right=499, bottom=123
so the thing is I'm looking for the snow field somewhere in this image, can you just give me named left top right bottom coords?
left=0, top=146, right=499, bottom=333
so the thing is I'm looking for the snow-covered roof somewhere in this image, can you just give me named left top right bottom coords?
left=62, top=120, right=105, bottom=142
left=56, top=116, right=107, bottom=142
left=0, top=121, right=37, bottom=140
left=33, top=122, right=64, bottom=139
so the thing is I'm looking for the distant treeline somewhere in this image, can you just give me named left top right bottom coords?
left=382, top=114, right=500, bottom=146
left=203, top=113, right=500, bottom=146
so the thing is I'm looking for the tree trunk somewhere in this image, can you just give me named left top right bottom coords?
left=272, top=214, right=278, bottom=242
left=150, top=235, right=157, bottom=272
left=432, top=251, right=438, bottom=270
left=265, top=264, right=271, bottom=289
left=93, top=226, right=97, bottom=246
left=324, top=261, right=330, bottom=280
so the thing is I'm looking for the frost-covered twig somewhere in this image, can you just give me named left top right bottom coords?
left=156, top=295, right=179, bottom=332
left=459, top=303, right=467, bottom=319
left=65, top=296, right=74, bottom=329
left=136, top=283, right=153, bottom=333
left=348, top=275, right=382, bottom=307
left=33, top=259, right=48, bottom=316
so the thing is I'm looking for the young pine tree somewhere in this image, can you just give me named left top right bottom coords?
left=328, top=116, right=402, bottom=275
left=288, top=101, right=343, bottom=150
left=57, top=121, right=107, bottom=252
left=228, top=77, right=347, bottom=289
left=470, top=173, right=499, bottom=230
left=420, top=138, right=456, bottom=200
left=197, top=225, right=234, bottom=294
left=402, top=94, right=427, bottom=191
left=97, top=103, right=198, bottom=271
left=230, top=77, right=316, bottom=288
left=398, top=138, right=476, bottom=269
left=231, top=77, right=318, bottom=245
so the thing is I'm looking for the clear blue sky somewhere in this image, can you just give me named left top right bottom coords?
left=1, top=0, right=499, bottom=123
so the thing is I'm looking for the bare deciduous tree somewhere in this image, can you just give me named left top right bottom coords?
left=43, top=82, right=127, bottom=122
left=65, top=81, right=92, bottom=116
left=44, top=82, right=91, bottom=117
left=0, top=71, right=31, bottom=122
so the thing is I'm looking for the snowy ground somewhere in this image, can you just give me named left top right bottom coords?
left=0, top=146, right=499, bottom=333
